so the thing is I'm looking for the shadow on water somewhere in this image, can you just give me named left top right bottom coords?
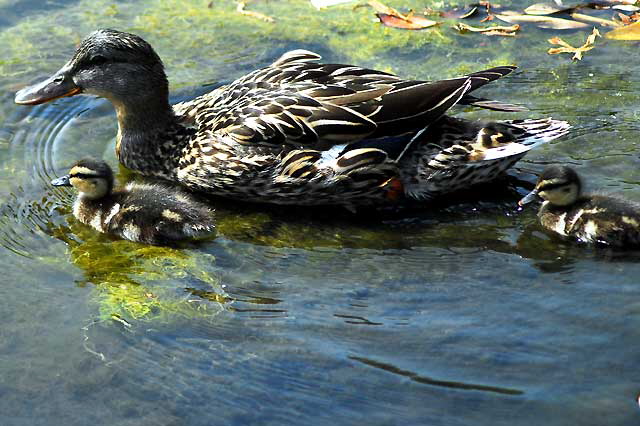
left=349, top=355, right=524, bottom=396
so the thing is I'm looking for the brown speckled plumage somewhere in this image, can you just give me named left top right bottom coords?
left=18, top=30, right=571, bottom=207
left=52, top=158, right=215, bottom=245
left=520, top=165, right=640, bottom=248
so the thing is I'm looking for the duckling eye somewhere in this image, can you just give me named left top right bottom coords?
left=562, top=187, right=571, bottom=193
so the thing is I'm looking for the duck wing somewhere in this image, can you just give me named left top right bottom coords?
left=180, top=50, right=519, bottom=151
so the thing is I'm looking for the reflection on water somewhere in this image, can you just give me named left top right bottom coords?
left=2, top=1, right=640, bottom=425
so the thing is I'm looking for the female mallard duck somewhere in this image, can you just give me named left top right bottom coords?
left=52, top=158, right=215, bottom=245
left=519, top=165, right=640, bottom=248
left=17, top=29, right=570, bottom=207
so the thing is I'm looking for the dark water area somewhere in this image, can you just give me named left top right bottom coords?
left=1, top=1, right=640, bottom=425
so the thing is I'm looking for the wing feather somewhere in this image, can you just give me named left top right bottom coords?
left=181, top=50, right=517, bottom=151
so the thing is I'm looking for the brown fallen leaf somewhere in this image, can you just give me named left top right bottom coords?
left=454, top=22, right=521, bottom=36
left=377, top=11, right=440, bottom=29
left=368, top=0, right=404, bottom=18
left=478, top=0, right=496, bottom=22
left=614, top=12, right=638, bottom=25
left=496, top=12, right=591, bottom=29
left=605, top=19, right=640, bottom=39
left=548, top=27, right=601, bottom=60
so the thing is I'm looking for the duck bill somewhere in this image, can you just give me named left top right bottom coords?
left=51, top=175, right=71, bottom=187
left=14, top=66, right=81, bottom=105
left=518, top=189, right=539, bottom=207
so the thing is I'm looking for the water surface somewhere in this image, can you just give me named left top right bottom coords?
left=1, top=1, right=640, bottom=425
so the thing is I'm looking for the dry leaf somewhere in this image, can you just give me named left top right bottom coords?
left=478, top=1, right=496, bottom=22
left=548, top=27, right=601, bottom=60
left=569, top=12, right=622, bottom=27
left=611, top=4, right=640, bottom=12
left=615, top=12, right=632, bottom=24
left=368, top=0, right=403, bottom=17
left=605, top=19, right=640, bottom=39
left=236, top=1, right=275, bottom=22
left=524, top=3, right=574, bottom=15
left=441, top=6, right=478, bottom=19
left=377, top=12, right=440, bottom=29
left=371, top=2, right=439, bottom=30
left=406, top=12, right=440, bottom=27
left=461, top=6, right=479, bottom=18
left=496, top=13, right=590, bottom=29
left=614, top=11, right=639, bottom=25
left=454, top=22, right=520, bottom=36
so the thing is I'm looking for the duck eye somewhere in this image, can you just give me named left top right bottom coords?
left=87, top=55, right=108, bottom=67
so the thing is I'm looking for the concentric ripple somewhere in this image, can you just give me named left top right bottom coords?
left=0, top=95, right=114, bottom=255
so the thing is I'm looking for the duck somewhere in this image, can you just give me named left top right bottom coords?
left=519, top=165, right=640, bottom=248
left=17, top=29, right=570, bottom=207
left=51, top=158, right=215, bottom=245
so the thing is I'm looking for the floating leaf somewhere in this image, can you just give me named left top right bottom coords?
left=496, top=12, right=590, bottom=29
left=377, top=12, right=440, bottom=29
left=548, top=27, right=601, bottom=60
left=478, top=0, right=496, bottom=22
left=612, top=4, right=640, bottom=12
left=614, top=11, right=640, bottom=25
left=461, top=6, right=479, bottom=18
left=454, top=22, right=520, bottom=36
left=524, top=3, right=574, bottom=15
left=605, top=19, right=640, bottom=39
left=236, top=1, right=275, bottom=22
left=368, top=0, right=402, bottom=16
left=441, top=6, right=478, bottom=19
left=569, top=12, right=622, bottom=27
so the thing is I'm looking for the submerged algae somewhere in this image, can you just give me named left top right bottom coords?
left=3, top=0, right=638, bottom=327
left=47, top=210, right=227, bottom=322
left=0, top=0, right=508, bottom=84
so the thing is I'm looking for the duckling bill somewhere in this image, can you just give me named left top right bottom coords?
left=52, top=159, right=215, bottom=245
left=519, top=165, right=640, bottom=248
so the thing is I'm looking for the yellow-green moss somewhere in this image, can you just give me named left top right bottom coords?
left=55, top=216, right=228, bottom=322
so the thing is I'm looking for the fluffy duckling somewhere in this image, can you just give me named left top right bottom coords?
left=52, top=159, right=215, bottom=245
left=519, top=165, right=640, bottom=248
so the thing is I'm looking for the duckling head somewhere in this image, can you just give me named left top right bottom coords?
left=15, top=29, right=168, bottom=115
left=519, top=165, right=582, bottom=207
left=52, top=158, right=114, bottom=200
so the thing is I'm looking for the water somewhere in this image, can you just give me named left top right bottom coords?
left=1, top=1, right=640, bottom=424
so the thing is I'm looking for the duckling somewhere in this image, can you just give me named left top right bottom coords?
left=519, top=165, right=640, bottom=248
left=51, top=159, right=215, bottom=245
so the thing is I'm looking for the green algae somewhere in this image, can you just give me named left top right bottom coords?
left=0, top=0, right=508, bottom=83
left=48, top=213, right=228, bottom=322
left=2, top=0, right=639, bottom=327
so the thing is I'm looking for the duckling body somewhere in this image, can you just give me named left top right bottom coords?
left=19, top=29, right=571, bottom=207
left=520, top=165, right=640, bottom=248
left=53, top=159, right=215, bottom=245
left=538, top=196, right=640, bottom=247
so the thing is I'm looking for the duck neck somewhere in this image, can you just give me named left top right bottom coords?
left=113, top=93, right=187, bottom=179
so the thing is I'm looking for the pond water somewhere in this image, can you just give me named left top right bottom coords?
left=1, top=0, right=640, bottom=425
